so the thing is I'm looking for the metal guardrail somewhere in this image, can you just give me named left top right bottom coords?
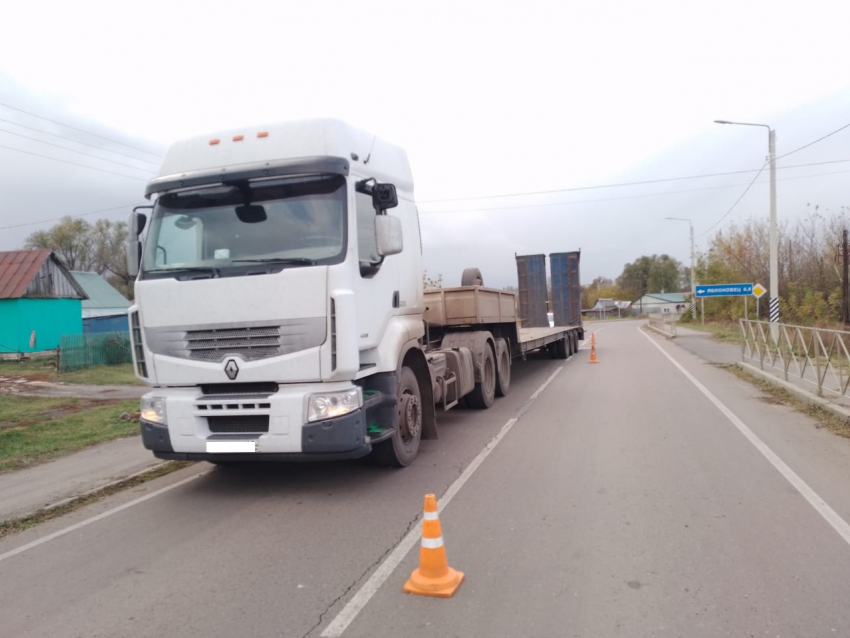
left=647, top=314, right=677, bottom=337
left=740, top=319, right=850, bottom=398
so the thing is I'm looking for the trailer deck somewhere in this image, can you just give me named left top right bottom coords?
left=518, top=326, right=581, bottom=353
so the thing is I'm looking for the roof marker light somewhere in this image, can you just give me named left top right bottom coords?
left=257, top=131, right=269, bottom=138
left=209, top=139, right=220, bottom=145
left=233, top=134, right=244, bottom=142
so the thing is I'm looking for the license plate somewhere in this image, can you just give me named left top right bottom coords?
left=206, top=440, right=257, bottom=453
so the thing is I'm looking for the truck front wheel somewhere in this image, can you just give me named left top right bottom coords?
left=371, top=366, right=422, bottom=467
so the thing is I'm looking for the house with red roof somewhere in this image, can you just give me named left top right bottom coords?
left=0, top=249, right=87, bottom=355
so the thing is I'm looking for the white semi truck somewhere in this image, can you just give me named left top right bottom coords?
left=128, top=119, right=583, bottom=467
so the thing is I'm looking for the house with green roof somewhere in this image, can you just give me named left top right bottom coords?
left=71, top=272, right=131, bottom=334
left=634, top=292, right=690, bottom=314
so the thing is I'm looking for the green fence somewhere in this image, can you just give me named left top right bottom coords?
left=59, top=331, right=133, bottom=371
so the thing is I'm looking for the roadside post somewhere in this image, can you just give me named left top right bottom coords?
left=752, top=283, right=767, bottom=319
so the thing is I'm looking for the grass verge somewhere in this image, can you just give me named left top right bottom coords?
left=0, top=396, right=141, bottom=473
left=725, top=364, right=850, bottom=439
left=0, top=461, right=193, bottom=540
left=0, top=360, right=141, bottom=386
left=680, top=321, right=741, bottom=343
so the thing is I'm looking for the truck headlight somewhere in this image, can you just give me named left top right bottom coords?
left=307, top=388, right=362, bottom=423
left=140, top=394, right=168, bottom=425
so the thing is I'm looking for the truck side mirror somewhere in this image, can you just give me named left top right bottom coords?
left=127, top=210, right=147, bottom=278
left=130, top=211, right=147, bottom=237
left=127, top=240, right=141, bottom=278
left=372, top=183, right=398, bottom=211
left=375, top=215, right=403, bottom=256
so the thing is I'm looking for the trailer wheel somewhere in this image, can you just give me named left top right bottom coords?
left=555, top=337, right=569, bottom=359
left=466, top=344, right=496, bottom=409
left=495, top=341, right=511, bottom=397
left=371, top=366, right=422, bottom=467
left=460, top=267, right=484, bottom=287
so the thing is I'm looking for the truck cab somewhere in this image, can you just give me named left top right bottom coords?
left=129, top=120, right=431, bottom=466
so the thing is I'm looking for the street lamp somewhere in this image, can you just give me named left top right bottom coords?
left=714, top=119, right=778, bottom=330
left=666, top=217, right=696, bottom=319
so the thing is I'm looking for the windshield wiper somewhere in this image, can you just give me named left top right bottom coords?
left=144, top=266, right=220, bottom=277
left=230, top=258, right=317, bottom=265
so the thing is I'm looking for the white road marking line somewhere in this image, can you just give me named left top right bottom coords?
left=0, top=470, right=207, bottom=564
left=320, top=366, right=564, bottom=638
left=640, top=328, right=850, bottom=547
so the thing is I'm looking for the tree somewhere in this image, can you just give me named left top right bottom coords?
left=24, top=216, right=134, bottom=298
left=25, top=216, right=96, bottom=271
left=90, top=219, right=133, bottom=298
left=617, top=254, right=684, bottom=300
left=423, top=270, right=443, bottom=290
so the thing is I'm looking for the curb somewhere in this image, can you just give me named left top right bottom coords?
left=644, top=323, right=676, bottom=339
left=737, top=362, right=850, bottom=421
left=4, top=462, right=167, bottom=524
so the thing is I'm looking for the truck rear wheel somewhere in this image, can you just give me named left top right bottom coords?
left=495, top=341, right=511, bottom=397
left=466, top=344, right=496, bottom=409
left=371, top=366, right=422, bottom=467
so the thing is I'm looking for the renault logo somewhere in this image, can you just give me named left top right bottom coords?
left=224, top=359, right=239, bottom=380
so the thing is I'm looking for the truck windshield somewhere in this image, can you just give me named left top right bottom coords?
left=142, top=174, right=345, bottom=278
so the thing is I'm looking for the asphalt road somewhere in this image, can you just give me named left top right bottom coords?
left=3, top=321, right=850, bottom=637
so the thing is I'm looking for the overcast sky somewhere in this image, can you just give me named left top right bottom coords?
left=1, top=0, right=848, bottom=288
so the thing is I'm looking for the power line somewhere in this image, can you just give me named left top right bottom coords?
left=696, top=164, right=767, bottom=238
left=0, top=115, right=160, bottom=165
left=0, top=126, right=155, bottom=173
left=777, top=122, right=850, bottom=160
left=419, top=168, right=850, bottom=216
left=0, top=142, right=149, bottom=182
left=0, top=101, right=161, bottom=159
left=0, top=203, right=141, bottom=231
left=418, top=158, right=850, bottom=204
left=695, top=121, right=850, bottom=238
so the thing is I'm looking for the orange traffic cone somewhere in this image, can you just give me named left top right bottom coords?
left=403, top=494, right=465, bottom=598
left=588, top=344, right=600, bottom=364
left=590, top=332, right=597, bottom=345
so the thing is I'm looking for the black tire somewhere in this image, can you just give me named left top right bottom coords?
left=371, top=366, right=422, bottom=467
left=568, top=333, right=576, bottom=356
left=461, top=267, right=484, bottom=287
left=495, top=341, right=511, bottom=397
left=466, top=345, right=496, bottom=409
left=555, top=337, right=569, bottom=359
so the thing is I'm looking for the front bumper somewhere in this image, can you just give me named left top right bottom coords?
left=141, top=404, right=372, bottom=462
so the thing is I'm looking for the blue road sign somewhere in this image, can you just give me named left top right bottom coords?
left=695, top=283, right=753, bottom=298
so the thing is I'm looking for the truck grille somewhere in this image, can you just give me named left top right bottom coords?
left=207, top=415, right=270, bottom=434
left=186, top=326, right=281, bottom=361
left=144, top=318, right=326, bottom=363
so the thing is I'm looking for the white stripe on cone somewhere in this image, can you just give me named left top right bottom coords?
left=421, top=536, right=445, bottom=549
left=423, top=511, right=438, bottom=520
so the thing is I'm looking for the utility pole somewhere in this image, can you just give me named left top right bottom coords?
left=715, top=120, right=779, bottom=339
left=841, top=228, right=850, bottom=326
left=665, top=217, right=697, bottom=318
left=768, top=128, right=778, bottom=333
left=690, top=222, right=696, bottom=320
